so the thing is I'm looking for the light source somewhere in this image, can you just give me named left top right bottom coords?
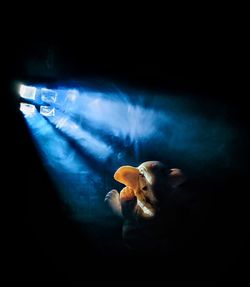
left=19, top=84, right=36, bottom=100
left=41, top=88, right=57, bottom=104
left=19, top=84, right=56, bottom=117
left=40, top=106, right=56, bottom=117
left=20, top=103, right=36, bottom=117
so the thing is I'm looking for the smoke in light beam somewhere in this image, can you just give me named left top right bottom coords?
left=19, top=83, right=235, bottom=169
left=18, top=82, right=236, bottom=221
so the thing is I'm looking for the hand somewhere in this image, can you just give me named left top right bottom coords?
left=105, top=189, right=122, bottom=217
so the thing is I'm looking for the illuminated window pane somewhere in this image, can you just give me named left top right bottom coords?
left=19, top=85, right=36, bottom=100
left=41, top=88, right=57, bottom=104
left=20, top=103, right=36, bottom=117
left=40, top=106, right=55, bottom=117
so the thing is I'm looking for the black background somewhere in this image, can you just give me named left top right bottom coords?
left=4, top=23, right=249, bottom=285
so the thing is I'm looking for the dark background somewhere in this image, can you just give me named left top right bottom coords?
left=5, top=29, right=249, bottom=285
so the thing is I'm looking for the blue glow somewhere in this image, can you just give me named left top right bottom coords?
left=46, top=109, right=113, bottom=161
left=24, top=111, right=88, bottom=173
left=20, top=82, right=236, bottom=221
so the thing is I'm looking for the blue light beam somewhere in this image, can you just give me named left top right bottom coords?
left=19, top=82, right=236, bottom=222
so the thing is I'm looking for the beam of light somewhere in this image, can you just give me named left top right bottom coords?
left=22, top=110, right=105, bottom=220
left=45, top=109, right=113, bottom=162
left=22, top=110, right=83, bottom=172
left=47, top=88, right=171, bottom=164
left=85, top=97, right=159, bottom=141
left=19, top=84, right=234, bottom=167
left=19, top=83, right=235, bottom=171
left=46, top=88, right=172, bottom=145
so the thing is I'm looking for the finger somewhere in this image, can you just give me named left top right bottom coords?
left=104, top=189, right=119, bottom=201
